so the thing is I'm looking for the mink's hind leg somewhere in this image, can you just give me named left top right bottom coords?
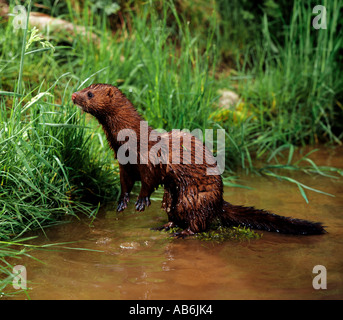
left=152, top=221, right=176, bottom=231
left=152, top=223, right=195, bottom=238
left=161, top=188, right=173, bottom=211
left=172, top=228, right=195, bottom=238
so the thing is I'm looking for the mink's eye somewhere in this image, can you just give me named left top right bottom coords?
left=87, top=91, right=94, bottom=99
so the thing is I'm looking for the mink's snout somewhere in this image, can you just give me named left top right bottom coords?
left=71, top=91, right=85, bottom=113
left=71, top=93, right=77, bottom=103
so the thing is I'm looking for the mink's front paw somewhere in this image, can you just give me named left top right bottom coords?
left=117, top=193, right=130, bottom=212
left=135, top=197, right=151, bottom=212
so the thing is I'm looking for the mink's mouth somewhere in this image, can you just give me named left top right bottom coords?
left=72, top=99, right=86, bottom=113
left=75, top=103, right=86, bottom=114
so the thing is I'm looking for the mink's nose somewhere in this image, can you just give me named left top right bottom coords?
left=71, top=93, right=77, bottom=102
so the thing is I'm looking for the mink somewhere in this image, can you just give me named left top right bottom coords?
left=72, top=84, right=326, bottom=237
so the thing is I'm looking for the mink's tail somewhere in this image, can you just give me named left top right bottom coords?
left=220, top=201, right=326, bottom=235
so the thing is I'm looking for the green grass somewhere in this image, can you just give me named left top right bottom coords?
left=0, top=0, right=120, bottom=295
left=0, top=73, right=119, bottom=240
left=215, top=0, right=342, bottom=167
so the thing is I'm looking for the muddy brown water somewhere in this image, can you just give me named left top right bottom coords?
left=7, top=147, right=343, bottom=299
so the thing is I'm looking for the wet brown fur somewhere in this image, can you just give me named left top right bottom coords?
left=72, top=84, right=326, bottom=237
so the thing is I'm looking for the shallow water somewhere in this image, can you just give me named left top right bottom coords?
left=7, top=147, right=343, bottom=299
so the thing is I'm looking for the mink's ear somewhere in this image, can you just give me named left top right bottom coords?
left=107, top=87, right=113, bottom=98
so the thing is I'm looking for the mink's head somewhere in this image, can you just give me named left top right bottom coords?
left=72, top=84, right=124, bottom=118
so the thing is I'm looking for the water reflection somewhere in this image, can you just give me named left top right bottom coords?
left=7, top=147, right=343, bottom=299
